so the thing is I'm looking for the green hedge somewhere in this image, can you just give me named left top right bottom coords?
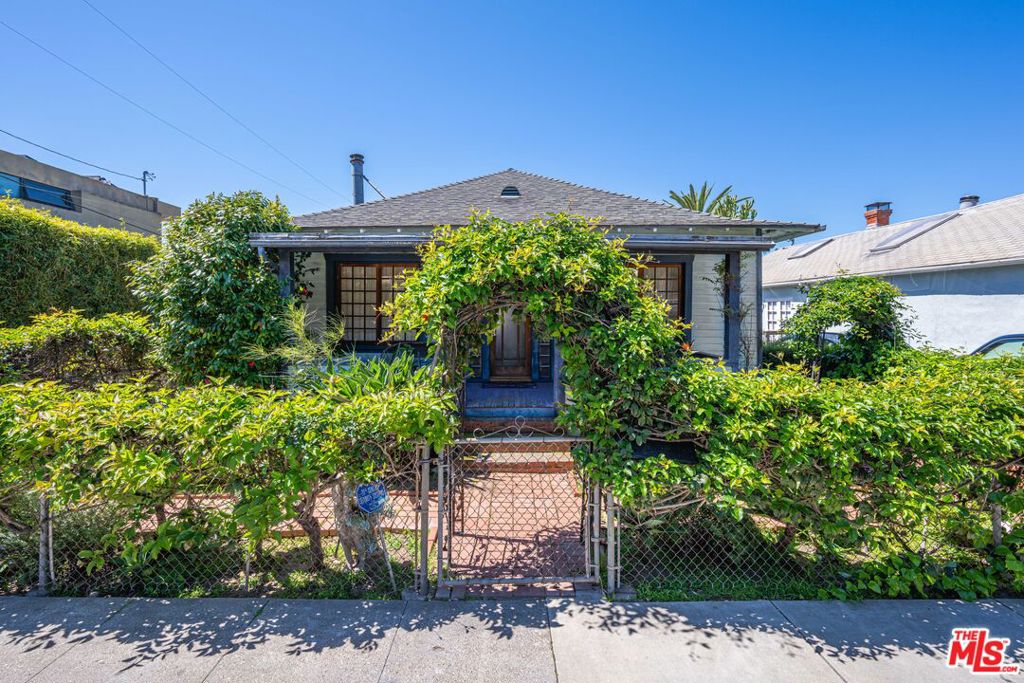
left=0, top=310, right=156, bottom=385
left=0, top=197, right=159, bottom=326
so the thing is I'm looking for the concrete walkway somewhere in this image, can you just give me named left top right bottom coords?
left=1, top=596, right=1022, bottom=682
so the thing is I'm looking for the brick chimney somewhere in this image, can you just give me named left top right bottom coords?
left=864, top=201, right=892, bottom=228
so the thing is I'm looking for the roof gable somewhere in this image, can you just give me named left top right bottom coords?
left=295, top=169, right=819, bottom=238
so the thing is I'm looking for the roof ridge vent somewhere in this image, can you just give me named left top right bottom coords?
left=500, top=185, right=521, bottom=198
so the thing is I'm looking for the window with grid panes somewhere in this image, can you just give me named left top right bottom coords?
left=336, top=263, right=419, bottom=344
left=641, top=263, right=684, bottom=319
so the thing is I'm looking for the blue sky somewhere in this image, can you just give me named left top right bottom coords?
left=4, top=1, right=1022, bottom=239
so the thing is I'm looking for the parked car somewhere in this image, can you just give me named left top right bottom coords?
left=973, top=334, right=1024, bottom=359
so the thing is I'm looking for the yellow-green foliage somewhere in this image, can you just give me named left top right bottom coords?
left=0, top=198, right=159, bottom=326
left=0, top=376, right=456, bottom=574
left=0, top=310, right=155, bottom=385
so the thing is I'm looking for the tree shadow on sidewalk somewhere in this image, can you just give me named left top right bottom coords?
left=548, top=598, right=1024, bottom=671
left=0, top=595, right=558, bottom=675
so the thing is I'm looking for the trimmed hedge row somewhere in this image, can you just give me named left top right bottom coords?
left=0, top=310, right=156, bottom=385
left=0, top=197, right=159, bottom=326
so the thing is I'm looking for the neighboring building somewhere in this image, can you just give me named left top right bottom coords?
left=252, top=155, right=821, bottom=420
left=0, top=148, right=179, bottom=236
left=763, top=193, right=1024, bottom=351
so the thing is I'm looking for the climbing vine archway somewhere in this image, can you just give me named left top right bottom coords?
left=385, top=212, right=700, bottom=495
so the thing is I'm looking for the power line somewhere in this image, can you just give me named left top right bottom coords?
left=0, top=128, right=142, bottom=182
left=80, top=0, right=344, bottom=199
left=0, top=19, right=330, bottom=208
left=364, top=175, right=387, bottom=198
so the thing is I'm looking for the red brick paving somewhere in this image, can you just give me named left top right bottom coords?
left=446, top=451, right=587, bottom=585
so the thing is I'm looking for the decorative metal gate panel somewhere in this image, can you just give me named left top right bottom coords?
left=436, top=428, right=598, bottom=587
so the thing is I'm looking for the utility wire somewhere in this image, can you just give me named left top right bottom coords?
left=0, top=19, right=329, bottom=208
left=0, top=128, right=142, bottom=181
left=363, top=175, right=388, bottom=200
left=80, top=0, right=344, bottom=199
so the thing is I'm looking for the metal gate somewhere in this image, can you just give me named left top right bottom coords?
left=434, top=426, right=602, bottom=589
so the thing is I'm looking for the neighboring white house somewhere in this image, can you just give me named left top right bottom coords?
left=763, top=193, right=1024, bottom=352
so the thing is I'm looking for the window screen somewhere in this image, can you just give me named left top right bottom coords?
left=642, top=263, right=683, bottom=319
left=336, top=263, right=418, bottom=344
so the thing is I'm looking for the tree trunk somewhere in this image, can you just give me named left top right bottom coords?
left=296, top=495, right=325, bottom=571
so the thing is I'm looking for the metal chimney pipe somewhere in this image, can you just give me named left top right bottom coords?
left=959, top=194, right=979, bottom=209
left=350, top=153, right=365, bottom=205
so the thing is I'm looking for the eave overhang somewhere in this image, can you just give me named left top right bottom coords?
left=249, top=231, right=780, bottom=253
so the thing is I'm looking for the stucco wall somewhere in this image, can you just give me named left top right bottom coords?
left=901, top=294, right=1024, bottom=351
left=763, top=264, right=1024, bottom=351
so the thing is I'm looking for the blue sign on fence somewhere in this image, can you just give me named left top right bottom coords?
left=355, top=482, right=388, bottom=514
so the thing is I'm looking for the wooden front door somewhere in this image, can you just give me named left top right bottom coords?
left=489, top=309, right=531, bottom=381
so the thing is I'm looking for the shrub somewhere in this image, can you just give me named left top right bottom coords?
left=679, top=351, right=1024, bottom=598
left=0, top=197, right=159, bottom=326
left=760, top=337, right=800, bottom=367
left=0, top=310, right=156, bottom=385
left=132, top=191, right=297, bottom=385
left=0, top=372, right=456, bottom=586
left=783, top=274, right=911, bottom=378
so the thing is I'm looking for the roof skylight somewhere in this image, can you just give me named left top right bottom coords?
left=869, top=212, right=958, bottom=253
left=786, top=237, right=834, bottom=259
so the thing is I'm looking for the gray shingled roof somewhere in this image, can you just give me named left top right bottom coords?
left=764, top=193, right=1024, bottom=286
left=294, top=169, right=820, bottom=239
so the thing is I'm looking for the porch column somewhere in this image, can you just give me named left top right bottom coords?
left=275, top=249, right=294, bottom=298
left=552, top=341, right=565, bottom=406
left=480, top=342, right=491, bottom=381
left=755, top=250, right=764, bottom=367
left=724, top=252, right=741, bottom=371
left=530, top=338, right=541, bottom=382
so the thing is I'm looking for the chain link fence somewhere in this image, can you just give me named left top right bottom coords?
left=615, top=494, right=1023, bottom=601
left=4, top=459, right=1020, bottom=602
left=2, top=462, right=429, bottom=599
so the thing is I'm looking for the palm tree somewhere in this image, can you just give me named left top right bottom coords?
left=668, top=182, right=757, bottom=220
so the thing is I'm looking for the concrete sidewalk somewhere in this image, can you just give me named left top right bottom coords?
left=1, top=596, right=1022, bottom=682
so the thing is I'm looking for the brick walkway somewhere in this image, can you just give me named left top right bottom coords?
left=445, top=448, right=588, bottom=596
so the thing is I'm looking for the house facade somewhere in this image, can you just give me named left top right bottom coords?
left=0, top=148, right=179, bottom=237
left=763, top=193, right=1024, bottom=351
left=252, top=155, right=820, bottom=419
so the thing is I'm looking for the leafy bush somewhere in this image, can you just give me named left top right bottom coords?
left=132, top=191, right=297, bottom=385
left=760, top=337, right=800, bottom=367
left=680, top=351, right=1024, bottom=598
left=0, top=310, right=156, bottom=385
left=782, top=275, right=911, bottom=378
left=0, top=371, right=456, bottom=587
left=0, top=197, right=158, bottom=326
